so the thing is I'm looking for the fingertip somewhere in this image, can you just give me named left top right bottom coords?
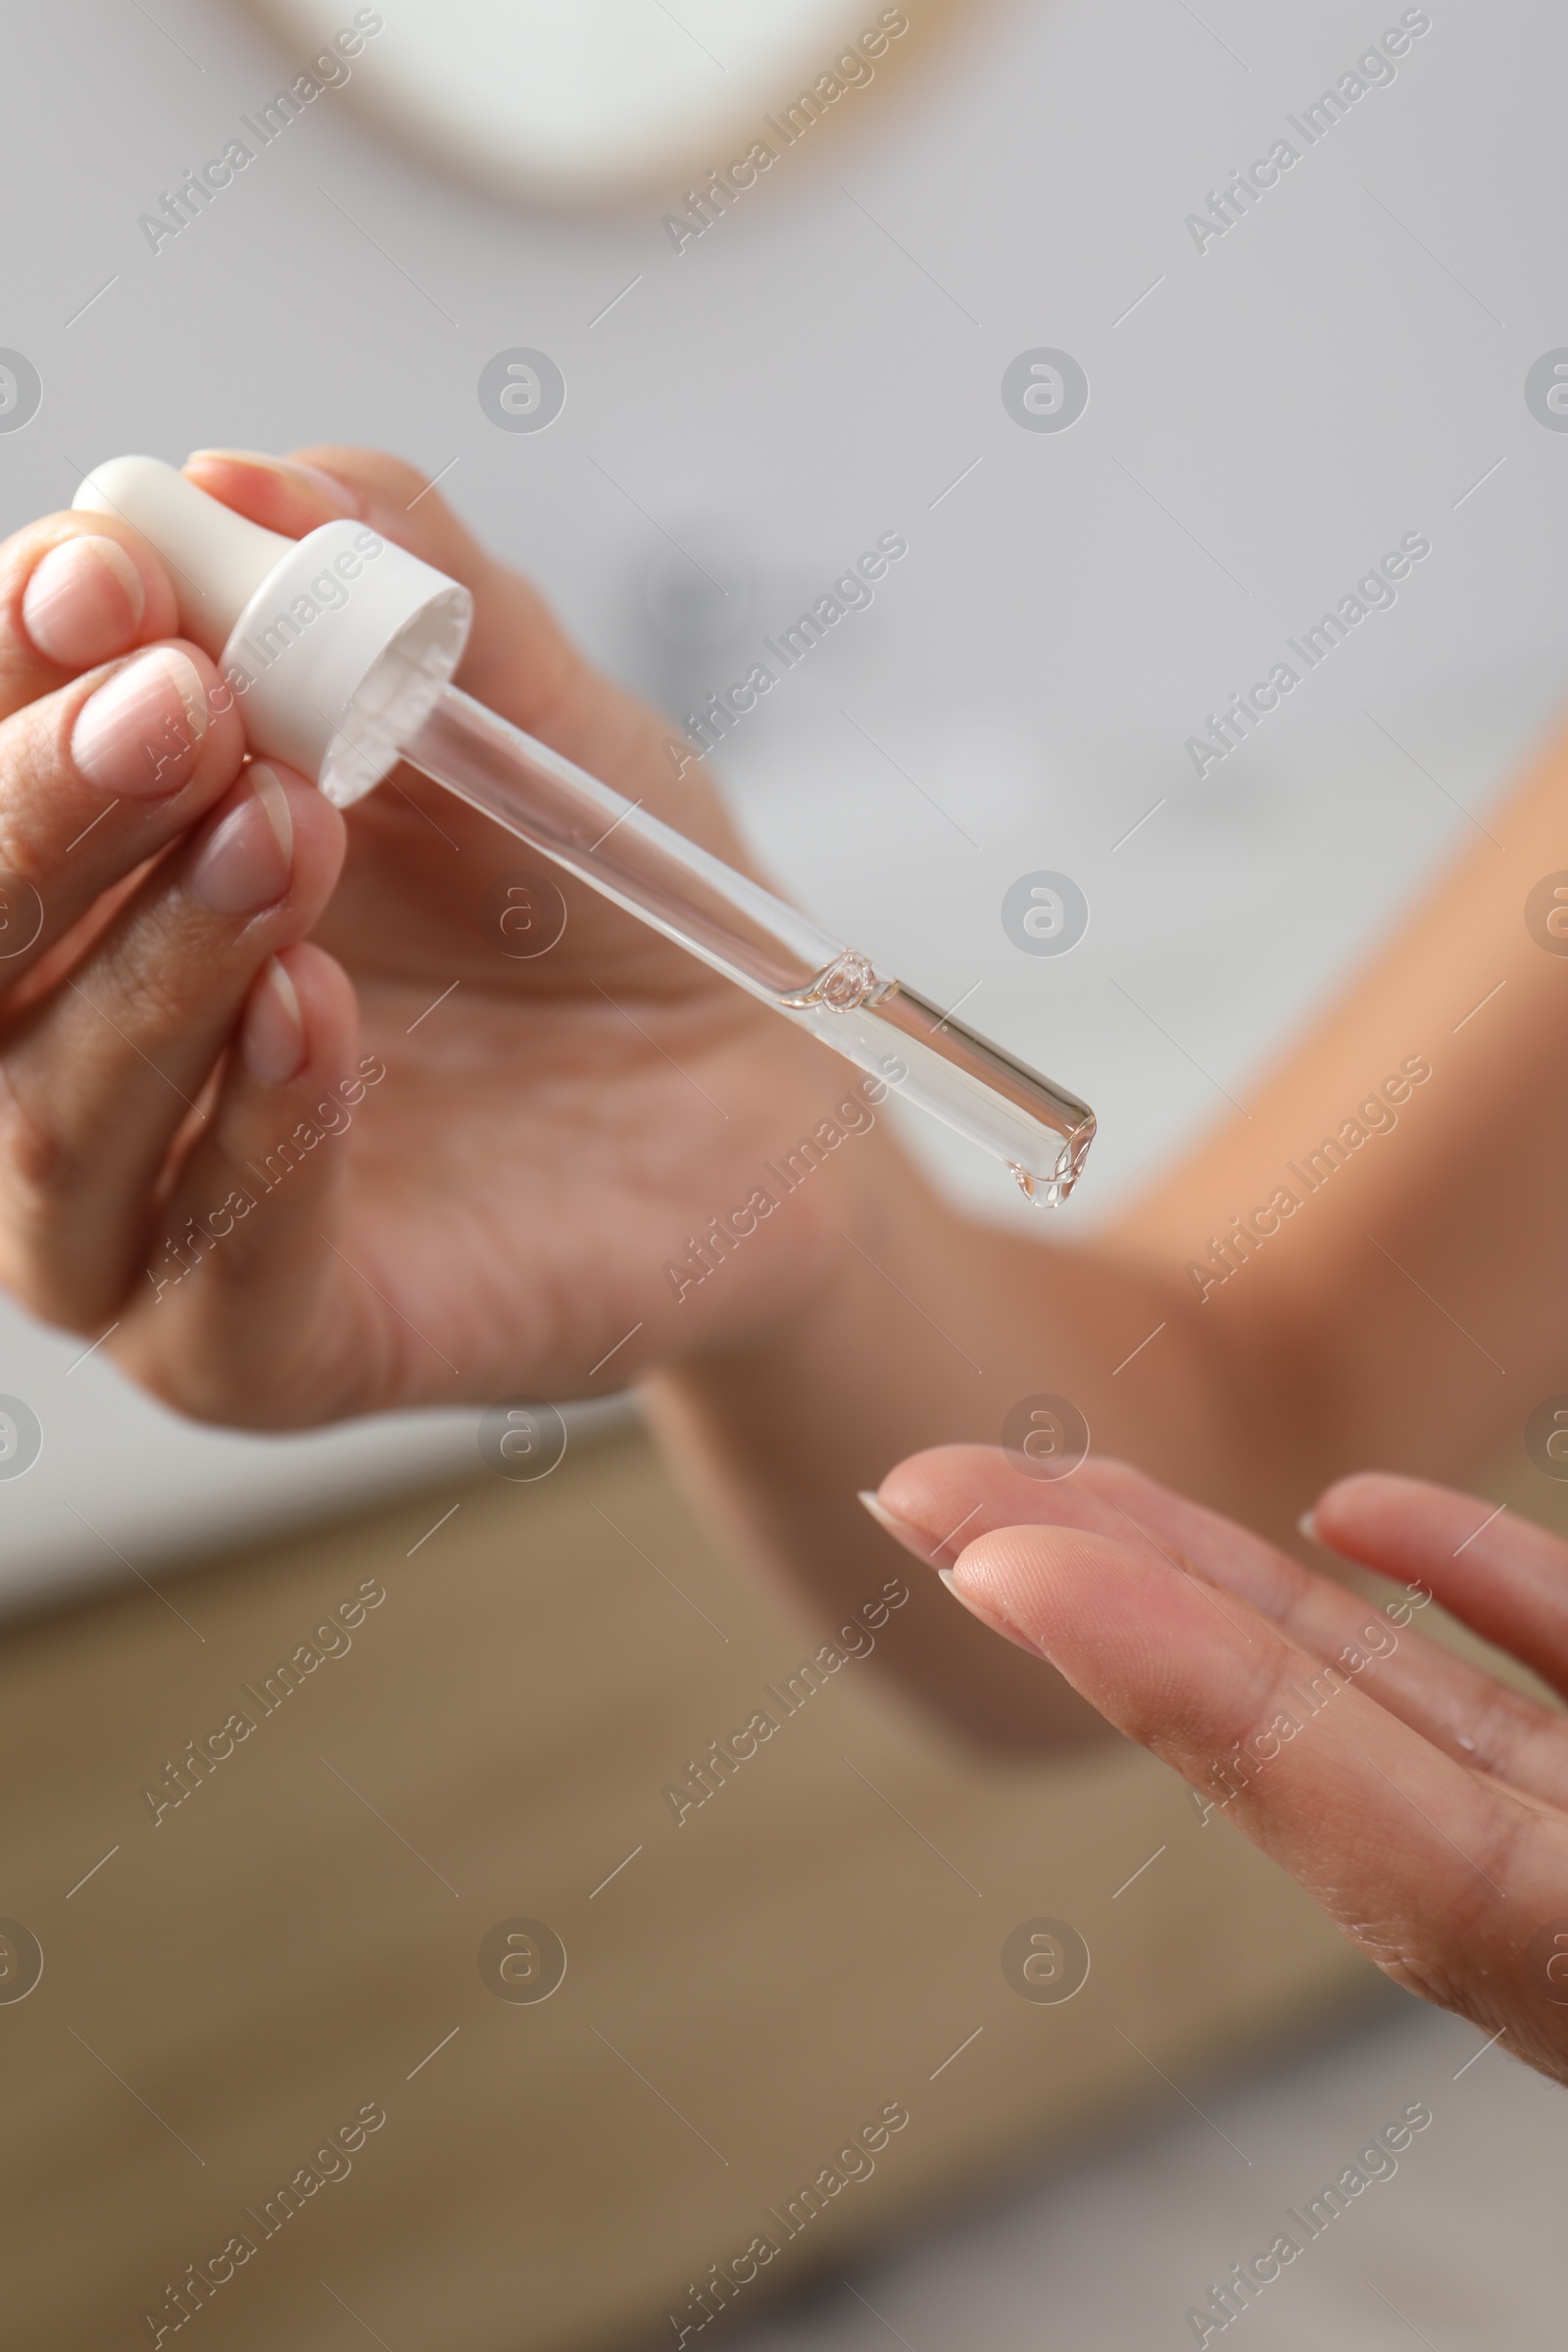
left=287, top=446, right=517, bottom=627
left=941, top=1532, right=1044, bottom=1657
left=241, top=955, right=306, bottom=1086
left=286, top=446, right=437, bottom=539
left=182, top=450, right=363, bottom=537
left=949, top=1520, right=1149, bottom=1668
left=70, top=640, right=246, bottom=803
left=2, top=515, right=179, bottom=679
left=274, top=939, right=360, bottom=1051
left=1309, top=1471, right=1418, bottom=1547
left=21, top=533, right=146, bottom=667
left=876, top=1442, right=1012, bottom=1539
left=240, top=943, right=359, bottom=1091
left=268, top=757, right=347, bottom=876
left=857, top=1487, right=919, bottom=1545
left=270, top=457, right=364, bottom=518
left=954, top=1516, right=1111, bottom=1594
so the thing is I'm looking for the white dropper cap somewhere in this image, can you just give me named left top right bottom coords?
left=72, top=457, right=472, bottom=807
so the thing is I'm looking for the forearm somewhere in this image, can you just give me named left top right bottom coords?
left=1115, top=713, right=1568, bottom=1489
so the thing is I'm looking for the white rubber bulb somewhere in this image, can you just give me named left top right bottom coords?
left=74, top=457, right=294, bottom=656
left=71, top=456, right=472, bottom=806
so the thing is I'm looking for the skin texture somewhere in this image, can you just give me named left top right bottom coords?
left=867, top=1446, right=1568, bottom=2088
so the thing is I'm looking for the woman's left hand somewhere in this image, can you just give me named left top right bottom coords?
left=863, top=1446, right=1568, bottom=2086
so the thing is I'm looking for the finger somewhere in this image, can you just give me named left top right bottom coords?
left=0, top=763, right=344, bottom=1326
left=112, top=944, right=389, bottom=1429
left=870, top=1447, right=1568, bottom=1809
left=186, top=446, right=741, bottom=836
left=940, top=1510, right=1568, bottom=2074
left=285, top=445, right=597, bottom=745
left=871, top=1443, right=1305, bottom=1676
left=185, top=444, right=621, bottom=749
left=1310, top=1474, right=1568, bottom=1701
left=0, top=642, right=249, bottom=993
left=182, top=449, right=581, bottom=930
left=0, top=511, right=179, bottom=722
left=180, top=448, right=365, bottom=537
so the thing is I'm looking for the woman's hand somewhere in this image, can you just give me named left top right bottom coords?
left=863, top=1446, right=1568, bottom=2085
left=0, top=447, right=894, bottom=1424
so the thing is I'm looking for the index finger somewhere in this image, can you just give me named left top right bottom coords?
left=872, top=1446, right=1568, bottom=1806
left=184, top=445, right=585, bottom=743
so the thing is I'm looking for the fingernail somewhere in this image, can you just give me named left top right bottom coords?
left=857, top=1487, right=987, bottom=1569
left=72, top=648, right=208, bottom=798
left=189, top=763, right=294, bottom=915
left=1297, top=1509, right=1319, bottom=1544
left=185, top=450, right=363, bottom=519
left=242, top=956, right=306, bottom=1086
left=23, top=535, right=146, bottom=667
left=858, top=1488, right=921, bottom=1544
left=934, top=1557, right=1045, bottom=1654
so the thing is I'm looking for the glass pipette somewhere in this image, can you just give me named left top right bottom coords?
left=402, top=685, right=1096, bottom=1205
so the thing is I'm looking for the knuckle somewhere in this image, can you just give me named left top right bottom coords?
left=0, top=1058, right=74, bottom=1210
left=1465, top=1684, right=1557, bottom=1785
left=122, top=1347, right=237, bottom=1427
left=0, top=692, right=79, bottom=849
left=0, top=812, right=51, bottom=900
left=0, top=1064, right=122, bottom=1327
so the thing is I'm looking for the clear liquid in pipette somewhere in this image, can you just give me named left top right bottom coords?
left=402, top=687, right=1096, bottom=1206
left=769, top=951, right=1094, bottom=1206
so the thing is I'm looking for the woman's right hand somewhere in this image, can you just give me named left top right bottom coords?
left=0, top=447, right=906, bottom=1427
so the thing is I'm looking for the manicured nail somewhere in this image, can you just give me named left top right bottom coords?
left=858, top=1487, right=989, bottom=1568
left=72, top=648, right=208, bottom=798
left=189, top=763, right=294, bottom=915
left=858, top=1488, right=919, bottom=1544
left=23, top=535, right=146, bottom=667
left=242, top=956, right=306, bottom=1086
left=932, top=1556, right=1044, bottom=1654
left=185, top=449, right=363, bottom=518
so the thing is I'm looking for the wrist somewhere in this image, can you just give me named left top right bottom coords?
left=650, top=1114, right=974, bottom=1413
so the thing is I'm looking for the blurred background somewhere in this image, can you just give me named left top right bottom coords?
left=2, top=0, right=1566, bottom=2344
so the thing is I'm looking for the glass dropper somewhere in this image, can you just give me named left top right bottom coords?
left=403, top=686, right=1097, bottom=1206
